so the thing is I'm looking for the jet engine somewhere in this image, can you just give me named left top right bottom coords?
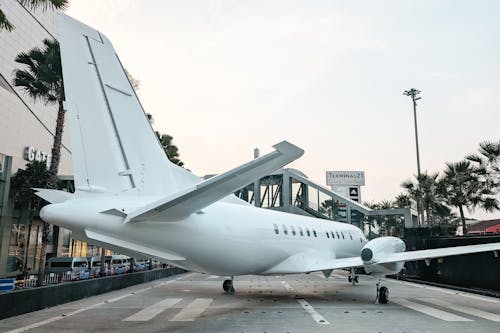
left=360, top=237, right=406, bottom=275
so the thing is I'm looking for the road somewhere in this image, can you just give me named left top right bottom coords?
left=1, top=271, right=499, bottom=332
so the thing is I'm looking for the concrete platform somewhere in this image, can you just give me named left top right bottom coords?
left=1, top=271, right=499, bottom=332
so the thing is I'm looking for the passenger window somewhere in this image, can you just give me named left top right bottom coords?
left=336, top=231, right=340, bottom=238
left=306, top=228, right=311, bottom=237
left=331, top=231, right=335, bottom=239
left=326, top=232, right=330, bottom=238
left=341, top=232, right=345, bottom=239
left=291, top=225, right=296, bottom=236
left=349, top=233, right=353, bottom=240
left=313, top=230, right=317, bottom=237
left=299, top=227, right=304, bottom=236
left=360, top=237, right=363, bottom=243
left=282, top=224, right=288, bottom=235
left=273, top=224, right=279, bottom=235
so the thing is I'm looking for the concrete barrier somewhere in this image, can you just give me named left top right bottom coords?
left=0, top=267, right=186, bottom=320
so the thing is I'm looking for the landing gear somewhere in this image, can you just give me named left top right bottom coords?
left=348, top=267, right=360, bottom=285
left=375, top=278, right=389, bottom=304
left=223, top=277, right=235, bottom=294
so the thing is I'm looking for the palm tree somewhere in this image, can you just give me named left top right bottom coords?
left=13, top=38, right=65, bottom=188
left=13, top=38, right=65, bottom=284
left=10, top=161, right=50, bottom=285
left=0, top=0, right=68, bottom=32
left=467, top=140, right=500, bottom=193
left=401, top=172, right=444, bottom=227
left=438, top=160, right=499, bottom=235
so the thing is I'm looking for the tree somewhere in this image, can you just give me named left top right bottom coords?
left=467, top=140, right=500, bottom=194
left=401, top=172, right=446, bottom=228
left=13, top=38, right=65, bottom=283
left=9, top=161, right=50, bottom=285
left=13, top=38, right=65, bottom=188
left=147, top=113, right=185, bottom=167
left=0, top=0, right=68, bottom=32
left=438, top=160, right=499, bottom=235
left=156, top=132, right=184, bottom=167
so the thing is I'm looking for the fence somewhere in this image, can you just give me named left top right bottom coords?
left=0, top=267, right=186, bottom=320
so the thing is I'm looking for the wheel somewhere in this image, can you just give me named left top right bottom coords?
left=348, top=275, right=353, bottom=283
left=354, top=275, right=359, bottom=284
left=223, top=279, right=232, bottom=293
left=378, top=286, right=389, bottom=304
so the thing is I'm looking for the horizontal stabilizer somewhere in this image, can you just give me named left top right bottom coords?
left=33, top=189, right=73, bottom=204
left=124, top=141, right=304, bottom=223
left=85, top=230, right=186, bottom=261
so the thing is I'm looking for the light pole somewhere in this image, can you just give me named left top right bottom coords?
left=403, top=88, right=423, bottom=225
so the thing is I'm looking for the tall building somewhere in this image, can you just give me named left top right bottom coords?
left=0, top=0, right=73, bottom=277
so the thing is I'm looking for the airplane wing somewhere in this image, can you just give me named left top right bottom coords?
left=85, top=230, right=186, bottom=261
left=124, top=141, right=304, bottom=223
left=308, top=242, right=500, bottom=272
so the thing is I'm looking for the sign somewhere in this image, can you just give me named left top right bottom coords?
left=24, top=146, right=49, bottom=163
left=0, top=278, right=15, bottom=292
left=326, top=171, right=365, bottom=186
left=349, top=187, right=359, bottom=197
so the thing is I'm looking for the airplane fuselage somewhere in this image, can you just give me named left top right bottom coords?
left=41, top=197, right=367, bottom=276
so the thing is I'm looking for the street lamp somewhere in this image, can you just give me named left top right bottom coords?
left=403, top=88, right=423, bottom=225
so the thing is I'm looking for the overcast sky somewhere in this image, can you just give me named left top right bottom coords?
left=66, top=0, right=500, bottom=220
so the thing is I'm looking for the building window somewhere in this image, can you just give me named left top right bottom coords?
left=273, top=224, right=279, bottom=234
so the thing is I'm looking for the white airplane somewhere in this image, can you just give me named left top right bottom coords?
left=37, top=13, right=500, bottom=304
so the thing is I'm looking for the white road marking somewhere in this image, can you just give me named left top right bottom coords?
left=418, top=298, right=500, bottom=321
left=280, top=280, right=294, bottom=291
left=390, top=279, right=500, bottom=303
left=5, top=276, right=181, bottom=333
left=170, top=298, right=213, bottom=321
left=123, top=298, right=182, bottom=321
left=392, top=298, right=472, bottom=321
left=296, top=299, right=330, bottom=325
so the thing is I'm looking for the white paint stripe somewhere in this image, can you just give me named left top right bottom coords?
left=392, top=298, right=472, bottom=322
left=123, top=298, right=182, bottom=321
left=280, top=280, right=293, bottom=291
left=170, top=298, right=213, bottom=322
left=419, top=298, right=500, bottom=322
left=296, top=299, right=330, bottom=325
left=5, top=277, right=179, bottom=333
left=390, top=280, right=500, bottom=303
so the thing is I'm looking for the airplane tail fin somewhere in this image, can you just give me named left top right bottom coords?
left=56, top=14, right=199, bottom=197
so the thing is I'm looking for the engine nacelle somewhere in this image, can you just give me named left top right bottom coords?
left=361, top=236, right=406, bottom=274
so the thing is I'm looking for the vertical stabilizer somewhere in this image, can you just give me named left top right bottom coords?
left=56, top=13, right=199, bottom=196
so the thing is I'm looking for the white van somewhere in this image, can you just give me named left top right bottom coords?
left=45, top=257, right=89, bottom=279
left=104, top=255, right=131, bottom=274
left=87, top=256, right=102, bottom=277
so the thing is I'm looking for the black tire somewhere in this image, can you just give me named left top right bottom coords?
left=379, top=286, right=389, bottom=304
left=354, top=275, right=359, bottom=284
left=223, top=279, right=232, bottom=292
left=348, top=275, right=353, bottom=283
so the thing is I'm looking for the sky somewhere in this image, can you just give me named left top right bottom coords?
left=66, top=0, right=500, bottom=220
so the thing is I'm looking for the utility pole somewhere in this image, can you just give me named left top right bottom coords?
left=403, top=88, right=423, bottom=225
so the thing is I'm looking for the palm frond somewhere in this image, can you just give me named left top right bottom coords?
left=0, top=8, right=14, bottom=31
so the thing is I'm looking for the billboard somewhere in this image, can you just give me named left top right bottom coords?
left=326, top=171, right=365, bottom=186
